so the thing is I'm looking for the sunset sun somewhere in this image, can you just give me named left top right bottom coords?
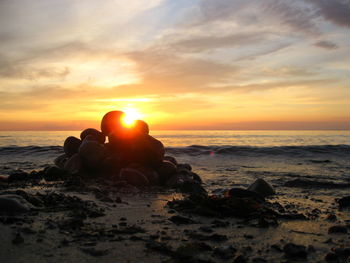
left=121, top=108, right=142, bottom=128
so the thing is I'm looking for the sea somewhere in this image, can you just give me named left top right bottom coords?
left=1, top=130, right=350, bottom=197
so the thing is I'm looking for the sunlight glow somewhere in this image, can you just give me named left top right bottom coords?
left=121, top=108, right=142, bottom=127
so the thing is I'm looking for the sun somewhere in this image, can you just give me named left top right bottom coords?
left=121, top=108, right=142, bottom=128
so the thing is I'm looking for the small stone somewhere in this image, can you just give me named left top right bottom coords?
left=119, top=168, right=150, bottom=186
left=7, top=170, right=29, bottom=182
left=157, top=161, right=177, bottom=185
left=64, top=153, right=83, bottom=174
left=177, top=163, right=192, bottom=171
left=213, top=245, right=237, bottom=259
left=44, top=166, right=66, bottom=181
left=328, top=225, right=348, bottom=234
left=12, top=233, right=24, bottom=244
left=164, top=155, right=178, bottom=165
left=325, top=252, right=339, bottom=262
left=63, top=136, right=82, bottom=157
left=80, top=128, right=105, bottom=143
left=81, top=247, right=109, bottom=257
left=283, top=243, right=307, bottom=258
left=169, top=215, right=197, bottom=225
left=78, top=139, right=107, bottom=167
left=337, top=196, right=350, bottom=208
left=54, top=154, right=68, bottom=169
left=0, top=194, right=35, bottom=214
left=233, top=255, right=247, bottom=263
left=247, top=178, right=275, bottom=197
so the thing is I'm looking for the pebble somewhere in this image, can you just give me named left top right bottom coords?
left=283, top=243, right=307, bottom=258
left=64, top=153, right=83, bottom=174
left=337, top=196, right=350, bottom=208
left=0, top=194, right=35, bottom=214
left=328, top=225, right=348, bottom=234
left=63, top=136, right=82, bottom=157
left=247, top=178, right=275, bottom=197
left=80, top=128, right=105, bottom=143
left=119, top=168, right=150, bottom=186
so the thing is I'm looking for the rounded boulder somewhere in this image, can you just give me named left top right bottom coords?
left=80, top=128, right=105, bottom=143
left=63, top=136, right=82, bottom=157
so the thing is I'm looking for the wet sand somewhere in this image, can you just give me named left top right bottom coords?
left=1, top=173, right=350, bottom=263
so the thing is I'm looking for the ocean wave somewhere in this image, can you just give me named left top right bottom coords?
left=0, top=145, right=63, bottom=156
left=0, top=144, right=349, bottom=157
left=166, top=144, right=350, bottom=157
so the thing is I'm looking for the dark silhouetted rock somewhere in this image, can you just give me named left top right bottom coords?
left=328, top=225, right=348, bottom=234
left=169, top=215, right=197, bottom=224
left=0, top=194, right=35, bottom=214
left=64, top=153, right=83, bottom=174
left=337, top=196, right=350, bottom=208
left=54, top=154, right=68, bottom=169
left=78, top=139, right=107, bottom=167
left=127, top=163, right=159, bottom=185
left=101, top=110, right=125, bottom=136
left=80, top=128, right=105, bottom=143
left=227, top=188, right=264, bottom=201
left=164, top=155, right=178, bottom=165
left=283, top=243, right=307, bottom=258
left=7, top=170, right=29, bottom=182
left=127, top=135, right=165, bottom=167
left=157, top=160, right=177, bottom=184
left=44, top=166, right=66, bottom=181
left=119, top=167, right=150, bottom=186
left=134, top=120, right=149, bottom=135
left=247, top=178, right=275, bottom=197
left=63, top=136, right=82, bottom=157
left=177, top=163, right=192, bottom=171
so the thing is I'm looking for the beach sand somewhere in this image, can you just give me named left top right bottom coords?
left=1, top=172, right=349, bottom=263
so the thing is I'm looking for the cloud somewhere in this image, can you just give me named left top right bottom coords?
left=313, top=40, right=339, bottom=50
left=310, top=0, right=350, bottom=28
left=171, top=32, right=268, bottom=53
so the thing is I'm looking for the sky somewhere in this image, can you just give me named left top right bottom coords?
left=0, top=0, right=350, bottom=130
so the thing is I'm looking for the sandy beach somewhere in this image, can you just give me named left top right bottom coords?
left=1, top=165, right=349, bottom=263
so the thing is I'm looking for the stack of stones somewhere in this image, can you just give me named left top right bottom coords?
left=54, top=111, right=202, bottom=187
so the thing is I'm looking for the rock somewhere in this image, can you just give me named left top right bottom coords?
left=283, top=243, right=307, bottom=258
left=7, top=170, right=29, bottom=182
left=63, top=136, right=82, bottom=157
left=0, top=194, right=35, bottom=214
left=78, top=139, right=107, bottom=167
left=227, top=188, right=264, bottom=201
left=101, top=110, right=125, bottom=136
left=127, top=163, right=159, bottom=185
left=337, top=196, right=350, bottom=208
left=247, top=178, right=275, bottom=197
left=157, top=160, right=177, bottom=185
left=128, top=135, right=165, bottom=167
left=177, top=163, right=192, bottom=171
left=233, top=255, right=247, bottom=263
left=64, top=153, right=83, bottom=174
left=134, top=120, right=149, bottom=135
left=100, top=153, right=123, bottom=173
left=119, top=168, right=150, bottom=186
left=178, top=181, right=207, bottom=196
left=325, top=252, right=339, bottom=262
left=12, top=233, right=24, bottom=244
left=328, top=225, right=348, bottom=234
left=164, top=155, right=178, bottom=165
left=80, top=128, right=105, bottom=143
left=44, top=166, right=66, bottom=181
left=169, top=215, right=198, bottom=224
left=54, top=154, right=68, bottom=169
left=213, top=245, right=237, bottom=259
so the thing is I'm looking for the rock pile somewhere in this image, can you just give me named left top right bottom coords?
left=54, top=111, right=201, bottom=187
